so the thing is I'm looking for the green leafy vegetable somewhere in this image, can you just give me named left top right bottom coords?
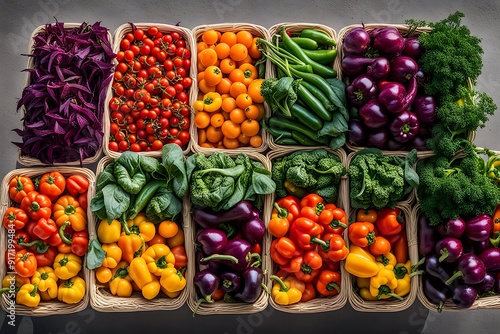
left=271, top=149, right=346, bottom=203
left=416, top=146, right=500, bottom=225
left=145, top=185, right=182, bottom=224
left=101, top=183, right=131, bottom=222
left=348, top=149, right=418, bottom=209
left=85, top=238, right=106, bottom=270
left=161, top=143, right=188, bottom=198
left=260, top=77, right=300, bottom=117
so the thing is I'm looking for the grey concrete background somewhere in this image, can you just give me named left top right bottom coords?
left=0, top=0, right=499, bottom=333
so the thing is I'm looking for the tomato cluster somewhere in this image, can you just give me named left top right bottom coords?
left=108, top=25, right=192, bottom=152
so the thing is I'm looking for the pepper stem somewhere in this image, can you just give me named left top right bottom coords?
left=59, top=221, right=72, bottom=245
left=200, top=254, right=239, bottom=264
left=274, top=202, right=289, bottom=219
left=445, top=271, right=464, bottom=286
left=270, top=275, right=289, bottom=292
left=438, top=249, right=449, bottom=262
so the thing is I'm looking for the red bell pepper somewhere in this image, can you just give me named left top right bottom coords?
left=321, top=203, right=348, bottom=235
left=65, top=175, right=90, bottom=198
left=32, top=245, right=58, bottom=267
left=300, top=281, right=317, bottom=302
left=385, top=229, right=408, bottom=263
left=289, top=217, right=324, bottom=250
left=9, top=175, right=35, bottom=204
left=315, top=233, right=349, bottom=262
left=59, top=221, right=89, bottom=257
left=315, top=269, right=341, bottom=297
left=3, top=207, right=29, bottom=230
left=282, top=250, right=322, bottom=283
left=348, top=222, right=376, bottom=247
left=274, top=236, right=299, bottom=259
left=276, top=195, right=300, bottom=222
left=270, top=239, right=291, bottom=266
left=20, top=191, right=52, bottom=221
left=299, top=193, right=326, bottom=223
left=38, top=171, right=66, bottom=201
left=375, top=208, right=404, bottom=236
left=13, top=230, right=31, bottom=251
left=32, top=218, right=57, bottom=240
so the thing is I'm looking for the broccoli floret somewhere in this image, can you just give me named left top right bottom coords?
left=316, top=185, right=339, bottom=203
left=208, top=152, right=236, bottom=168
left=271, top=157, right=287, bottom=199
left=286, top=166, right=317, bottom=188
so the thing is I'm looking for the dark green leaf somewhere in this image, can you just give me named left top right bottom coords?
left=102, top=183, right=131, bottom=222
left=328, top=133, right=346, bottom=151
left=162, top=143, right=188, bottom=197
left=318, top=114, right=348, bottom=137
left=404, top=149, right=420, bottom=188
left=85, top=238, right=106, bottom=270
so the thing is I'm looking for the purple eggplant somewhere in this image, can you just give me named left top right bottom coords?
left=378, top=76, right=417, bottom=113
left=241, top=217, right=266, bottom=244
left=220, top=271, right=242, bottom=293
left=451, top=284, right=477, bottom=309
left=358, top=99, right=389, bottom=129
left=347, top=119, right=367, bottom=146
left=366, top=128, right=389, bottom=149
left=250, top=208, right=261, bottom=220
left=422, top=275, right=452, bottom=313
left=418, top=215, right=439, bottom=256
left=200, top=239, right=260, bottom=272
left=342, top=27, right=371, bottom=56
left=438, top=217, right=466, bottom=238
left=408, top=136, right=427, bottom=151
left=425, top=253, right=454, bottom=284
left=193, top=200, right=254, bottom=229
left=475, top=272, right=496, bottom=295
left=372, top=27, right=405, bottom=56
left=366, top=57, right=390, bottom=80
left=341, top=55, right=375, bottom=77
left=346, top=74, right=377, bottom=108
left=403, top=37, right=423, bottom=60
left=196, top=228, right=228, bottom=256
left=389, top=110, right=420, bottom=143
left=193, top=269, right=220, bottom=304
left=233, top=267, right=264, bottom=303
left=445, top=253, right=486, bottom=286
left=436, top=237, right=463, bottom=263
left=465, top=214, right=493, bottom=242
left=389, top=56, right=419, bottom=84
left=412, top=95, right=436, bottom=126
left=386, top=138, right=406, bottom=151
left=478, top=247, right=500, bottom=272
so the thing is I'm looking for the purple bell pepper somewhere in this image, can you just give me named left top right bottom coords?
left=346, top=74, right=377, bottom=108
left=465, top=214, right=493, bottom=242
left=389, top=110, right=420, bottom=143
left=378, top=76, right=418, bottom=113
left=445, top=253, right=486, bottom=286
left=436, top=237, right=463, bottom=263
left=358, top=99, right=389, bottom=129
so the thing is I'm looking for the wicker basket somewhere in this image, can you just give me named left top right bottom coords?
left=88, top=156, right=188, bottom=312
left=265, top=147, right=349, bottom=312
left=265, top=22, right=342, bottom=152
left=412, top=204, right=500, bottom=312
left=337, top=23, right=447, bottom=159
left=16, top=23, right=113, bottom=166
left=0, top=167, right=95, bottom=316
left=346, top=202, right=418, bottom=312
left=346, top=150, right=417, bottom=208
left=189, top=23, right=271, bottom=154
left=101, top=23, right=196, bottom=159
left=185, top=149, right=272, bottom=315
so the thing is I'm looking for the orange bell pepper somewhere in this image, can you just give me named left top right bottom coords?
left=348, top=222, right=376, bottom=247
left=315, top=269, right=341, bottom=297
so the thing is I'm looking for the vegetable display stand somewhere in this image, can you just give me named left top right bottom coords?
left=336, top=23, right=476, bottom=158
left=0, top=166, right=95, bottom=316
left=88, top=155, right=189, bottom=312
left=102, top=23, right=196, bottom=159
left=15, top=23, right=114, bottom=166
left=265, top=148, right=350, bottom=313
left=189, top=23, right=271, bottom=154
left=185, top=149, right=272, bottom=315
left=413, top=203, right=500, bottom=312
left=263, top=23, right=349, bottom=152
left=345, top=203, right=419, bottom=312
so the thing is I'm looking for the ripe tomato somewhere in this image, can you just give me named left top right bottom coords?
left=109, top=141, right=119, bottom=151
left=147, top=26, right=159, bottom=36
left=178, top=130, right=190, bottom=145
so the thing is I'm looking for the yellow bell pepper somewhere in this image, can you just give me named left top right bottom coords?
left=118, top=234, right=145, bottom=263
left=97, top=219, right=122, bottom=244
left=101, top=243, right=122, bottom=268
left=355, top=277, right=378, bottom=301
left=394, top=260, right=412, bottom=298
left=52, top=195, right=87, bottom=231
left=270, top=274, right=305, bottom=305
left=2, top=274, right=30, bottom=294
left=369, top=262, right=403, bottom=300
left=109, top=261, right=133, bottom=297
left=16, top=283, right=40, bottom=307
left=126, top=213, right=156, bottom=243
left=376, top=251, right=397, bottom=268
left=53, top=253, right=82, bottom=280
left=344, top=245, right=380, bottom=278
left=160, top=267, right=186, bottom=293
left=31, top=266, right=58, bottom=300
left=57, top=276, right=86, bottom=304
left=141, top=243, right=175, bottom=276
left=203, top=92, right=222, bottom=112
left=141, top=275, right=160, bottom=300
left=128, top=256, right=153, bottom=289
left=161, top=286, right=181, bottom=298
